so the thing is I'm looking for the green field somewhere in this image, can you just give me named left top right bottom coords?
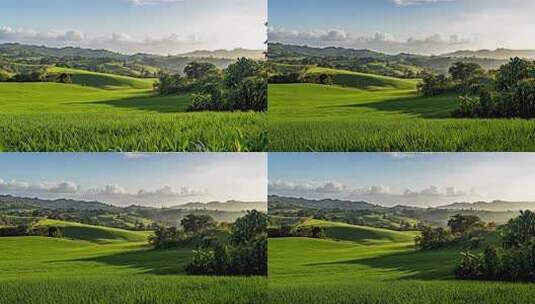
left=268, top=220, right=535, bottom=304
left=269, top=67, right=535, bottom=151
left=0, top=220, right=266, bottom=304
left=0, top=68, right=266, bottom=152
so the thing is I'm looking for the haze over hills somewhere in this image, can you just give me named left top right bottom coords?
left=441, top=49, right=535, bottom=60
left=437, top=200, right=535, bottom=212
left=268, top=43, right=509, bottom=74
left=0, top=194, right=265, bottom=212
left=0, top=43, right=264, bottom=60
left=179, top=48, right=265, bottom=60
left=176, top=200, right=267, bottom=212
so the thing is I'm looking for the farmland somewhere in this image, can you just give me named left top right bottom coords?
left=0, top=67, right=266, bottom=152
left=268, top=220, right=535, bottom=304
left=269, top=67, right=535, bottom=152
left=0, top=220, right=266, bottom=304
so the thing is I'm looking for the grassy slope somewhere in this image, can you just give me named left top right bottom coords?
left=297, top=219, right=418, bottom=244
left=269, top=221, right=535, bottom=304
left=0, top=220, right=266, bottom=304
left=0, top=67, right=266, bottom=152
left=305, top=67, right=418, bottom=90
left=269, top=68, right=535, bottom=152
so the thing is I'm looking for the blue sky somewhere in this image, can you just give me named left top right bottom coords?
left=0, top=0, right=267, bottom=54
left=0, top=153, right=267, bottom=207
left=269, top=153, right=535, bottom=207
left=269, top=0, right=535, bottom=54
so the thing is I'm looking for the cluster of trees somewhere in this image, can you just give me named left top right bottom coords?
left=149, top=214, right=217, bottom=249
left=419, top=58, right=535, bottom=118
left=455, top=210, right=535, bottom=282
left=268, top=224, right=326, bottom=239
left=185, top=210, right=267, bottom=276
left=0, top=224, right=63, bottom=238
left=268, top=70, right=334, bottom=85
left=0, top=68, right=73, bottom=84
left=415, top=214, right=486, bottom=250
left=155, top=58, right=267, bottom=112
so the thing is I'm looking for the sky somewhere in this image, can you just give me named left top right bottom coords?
left=0, top=0, right=267, bottom=55
left=0, top=153, right=267, bottom=207
left=269, top=0, right=535, bottom=55
left=269, top=153, right=535, bottom=208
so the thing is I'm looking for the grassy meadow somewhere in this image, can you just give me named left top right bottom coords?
left=0, top=68, right=266, bottom=152
left=268, top=219, right=535, bottom=304
left=268, top=67, right=535, bottom=152
left=0, top=219, right=266, bottom=304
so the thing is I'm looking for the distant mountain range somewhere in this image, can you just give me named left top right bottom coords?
left=270, top=195, right=535, bottom=212
left=179, top=48, right=265, bottom=60
left=0, top=43, right=263, bottom=60
left=0, top=195, right=265, bottom=212
left=268, top=195, right=382, bottom=211
left=175, top=200, right=267, bottom=212
left=437, top=200, right=535, bottom=212
left=441, top=49, right=535, bottom=60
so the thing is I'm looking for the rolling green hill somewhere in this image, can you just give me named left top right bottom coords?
left=269, top=80, right=535, bottom=151
left=297, top=219, right=418, bottom=244
left=0, top=220, right=265, bottom=303
left=48, top=67, right=155, bottom=90
left=305, top=67, right=418, bottom=91
left=34, top=219, right=150, bottom=244
left=0, top=66, right=266, bottom=152
left=269, top=224, right=535, bottom=304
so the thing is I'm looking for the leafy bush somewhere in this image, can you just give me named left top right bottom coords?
left=185, top=210, right=267, bottom=276
left=455, top=210, right=535, bottom=282
left=417, top=73, right=455, bottom=96
left=415, top=226, right=455, bottom=250
left=228, top=76, right=267, bottom=112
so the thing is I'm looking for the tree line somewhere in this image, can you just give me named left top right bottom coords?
left=419, top=58, right=535, bottom=118
left=155, top=58, right=267, bottom=112
left=149, top=210, right=267, bottom=276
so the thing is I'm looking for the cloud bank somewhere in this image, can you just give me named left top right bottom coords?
left=269, top=180, right=475, bottom=207
left=269, top=27, right=469, bottom=55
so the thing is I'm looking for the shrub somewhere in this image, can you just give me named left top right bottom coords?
left=228, top=76, right=267, bottom=112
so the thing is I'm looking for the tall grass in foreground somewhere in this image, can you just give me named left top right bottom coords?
left=268, top=281, right=535, bottom=304
left=0, top=113, right=267, bottom=152
left=0, top=276, right=267, bottom=304
left=269, top=118, right=535, bottom=152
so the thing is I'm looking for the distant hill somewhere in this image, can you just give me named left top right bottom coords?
left=297, top=219, right=418, bottom=244
left=268, top=43, right=386, bottom=59
left=437, top=200, right=535, bottom=212
left=269, top=43, right=508, bottom=74
left=0, top=43, right=126, bottom=59
left=304, top=67, right=418, bottom=90
left=0, top=195, right=117, bottom=211
left=179, top=48, right=265, bottom=60
left=176, top=200, right=266, bottom=212
left=442, top=48, right=535, bottom=60
left=269, top=195, right=381, bottom=211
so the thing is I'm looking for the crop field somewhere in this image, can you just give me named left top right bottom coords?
left=0, top=220, right=266, bottom=304
left=268, top=220, right=535, bottom=304
left=0, top=68, right=266, bottom=152
left=269, top=68, right=535, bottom=152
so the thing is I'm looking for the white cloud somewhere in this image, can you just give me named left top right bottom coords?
left=126, top=0, right=182, bottom=6
left=269, top=180, right=472, bottom=207
left=392, top=0, right=453, bottom=6
left=0, top=179, right=79, bottom=194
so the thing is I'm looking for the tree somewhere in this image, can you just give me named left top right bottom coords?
left=502, top=210, right=535, bottom=249
left=224, top=58, right=261, bottom=89
left=181, top=214, right=216, bottom=235
left=449, top=62, right=484, bottom=91
left=0, top=70, right=10, bottom=82
left=184, top=62, right=217, bottom=80
left=229, top=210, right=267, bottom=245
left=228, top=76, right=267, bottom=112
left=496, top=57, right=535, bottom=92
left=447, top=214, right=482, bottom=238
left=512, top=78, right=535, bottom=118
